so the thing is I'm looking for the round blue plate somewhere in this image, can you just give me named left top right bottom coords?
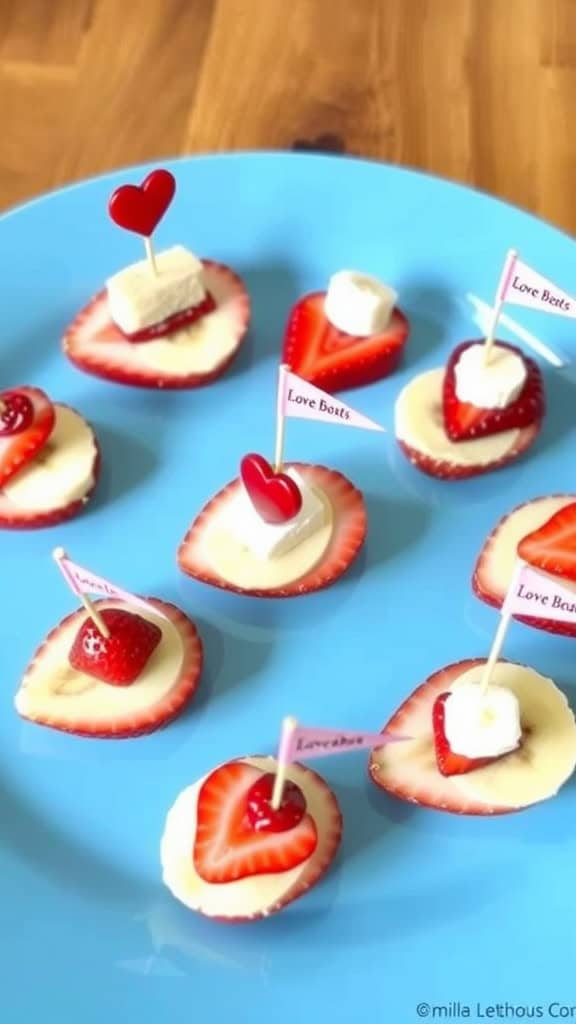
left=2, top=153, right=576, bottom=1024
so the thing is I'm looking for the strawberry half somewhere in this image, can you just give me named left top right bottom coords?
left=432, top=692, right=497, bottom=776
left=68, top=608, right=162, bottom=686
left=15, top=598, right=203, bottom=738
left=369, top=659, right=515, bottom=815
left=0, top=386, right=55, bottom=487
left=443, top=341, right=545, bottom=441
left=473, top=495, right=576, bottom=638
left=177, top=462, right=366, bottom=598
left=63, top=260, right=250, bottom=389
left=282, top=291, right=409, bottom=393
left=161, top=756, right=343, bottom=921
left=518, top=502, right=576, bottom=582
left=0, top=404, right=100, bottom=530
left=193, top=761, right=318, bottom=883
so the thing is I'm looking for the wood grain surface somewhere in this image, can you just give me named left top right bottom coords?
left=1, top=0, right=575, bottom=233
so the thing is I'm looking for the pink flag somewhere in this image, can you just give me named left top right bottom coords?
left=283, top=724, right=409, bottom=762
left=279, top=367, right=384, bottom=433
left=53, top=550, right=166, bottom=619
left=503, top=561, right=576, bottom=624
left=500, top=251, right=576, bottom=319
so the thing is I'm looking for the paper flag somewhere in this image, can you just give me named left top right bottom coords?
left=54, top=552, right=166, bottom=619
left=284, top=724, right=409, bottom=761
left=500, top=251, right=576, bottom=319
left=280, top=367, right=384, bottom=432
left=503, top=562, right=576, bottom=624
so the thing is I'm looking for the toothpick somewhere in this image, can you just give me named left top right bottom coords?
left=144, top=236, right=158, bottom=276
left=52, top=547, right=110, bottom=638
left=483, top=249, right=517, bottom=365
left=274, top=364, right=289, bottom=472
left=479, top=558, right=524, bottom=694
left=271, top=716, right=298, bottom=810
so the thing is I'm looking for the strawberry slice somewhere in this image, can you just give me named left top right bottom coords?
left=15, top=598, right=203, bottom=738
left=443, top=341, right=545, bottom=441
left=518, top=502, right=576, bottom=582
left=473, top=495, right=576, bottom=638
left=69, top=608, right=162, bottom=685
left=369, top=659, right=515, bottom=815
left=177, top=462, right=366, bottom=598
left=432, top=692, right=497, bottom=776
left=63, top=260, right=250, bottom=389
left=282, top=291, right=409, bottom=393
left=193, top=761, right=318, bottom=883
left=397, top=424, right=540, bottom=481
left=0, top=387, right=55, bottom=487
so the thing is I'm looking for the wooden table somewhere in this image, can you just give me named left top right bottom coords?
left=1, top=0, right=575, bottom=233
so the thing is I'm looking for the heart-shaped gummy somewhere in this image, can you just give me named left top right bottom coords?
left=108, top=169, right=176, bottom=237
left=240, top=453, right=302, bottom=524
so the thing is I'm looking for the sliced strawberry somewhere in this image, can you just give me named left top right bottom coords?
left=282, top=291, right=409, bottom=393
left=177, top=462, right=366, bottom=598
left=69, top=608, right=162, bottom=685
left=368, top=659, right=515, bottom=815
left=15, top=598, right=203, bottom=738
left=193, top=761, right=318, bottom=883
left=63, top=260, right=251, bottom=389
left=443, top=341, right=545, bottom=441
left=473, top=495, right=576, bottom=638
left=122, top=292, right=216, bottom=342
left=0, top=386, right=55, bottom=487
left=398, top=423, right=540, bottom=481
left=518, top=502, right=576, bottom=582
left=432, top=692, right=498, bottom=776
left=0, top=404, right=100, bottom=530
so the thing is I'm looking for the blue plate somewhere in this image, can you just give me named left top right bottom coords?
left=2, top=153, right=576, bottom=1024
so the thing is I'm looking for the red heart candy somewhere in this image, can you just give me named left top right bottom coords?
left=240, top=454, right=302, bottom=524
left=108, top=169, right=176, bottom=237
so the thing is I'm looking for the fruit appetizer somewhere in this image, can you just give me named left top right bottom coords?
left=0, top=386, right=99, bottom=529
left=178, top=453, right=366, bottom=597
left=474, top=495, right=576, bottom=638
left=63, top=168, right=250, bottom=389
left=15, top=595, right=203, bottom=738
left=369, top=658, right=576, bottom=815
left=161, top=755, right=342, bottom=921
left=282, top=270, right=409, bottom=393
left=395, top=340, right=545, bottom=479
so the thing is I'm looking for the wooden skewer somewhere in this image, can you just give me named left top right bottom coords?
left=52, top=547, right=110, bottom=638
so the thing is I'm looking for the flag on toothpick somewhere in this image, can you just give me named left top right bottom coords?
left=499, top=251, right=576, bottom=320
left=53, top=549, right=166, bottom=620
left=502, top=561, right=576, bottom=624
left=279, top=367, right=384, bottom=433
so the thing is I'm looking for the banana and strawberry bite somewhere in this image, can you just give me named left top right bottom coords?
left=63, top=169, right=250, bottom=389
left=15, top=598, right=203, bottom=738
left=161, top=756, right=342, bottom=921
left=177, top=452, right=366, bottom=597
left=369, top=658, right=576, bottom=815
left=395, top=340, right=545, bottom=479
left=474, top=495, right=576, bottom=638
left=282, top=270, right=409, bottom=393
left=0, top=386, right=99, bottom=529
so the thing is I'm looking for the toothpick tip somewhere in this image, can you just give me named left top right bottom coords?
left=52, top=546, right=66, bottom=561
left=283, top=715, right=298, bottom=730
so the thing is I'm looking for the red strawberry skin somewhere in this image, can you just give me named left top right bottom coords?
left=69, top=608, right=162, bottom=685
left=369, top=658, right=515, bottom=816
left=0, top=386, right=55, bottom=488
left=193, top=761, right=318, bottom=884
left=517, top=502, right=576, bottom=583
left=177, top=462, right=366, bottom=598
left=63, top=261, right=250, bottom=389
left=282, top=291, right=409, bottom=393
left=397, top=420, right=540, bottom=481
left=121, top=292, right=216, bottom=342
left=443, top=341, right=545, bottom=441
left=473, top=496, right=576, bottom=639
left=17, top=599, right=203, bottom=738
left=0, top=405, right=100, bottom=530
left=432, top=692, right=496, bottom=776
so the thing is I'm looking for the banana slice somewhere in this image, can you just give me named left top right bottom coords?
left=450, top=662, right=576, bottom=808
